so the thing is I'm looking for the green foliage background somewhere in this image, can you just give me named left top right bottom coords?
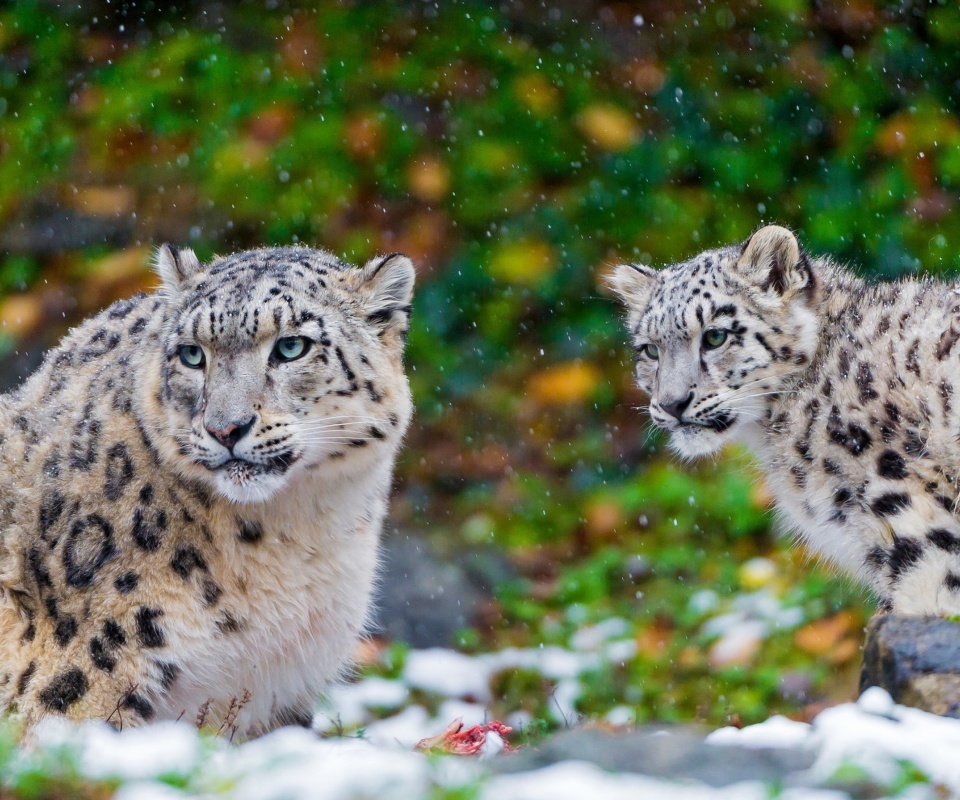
left=3, top=0, right=958, bottom=727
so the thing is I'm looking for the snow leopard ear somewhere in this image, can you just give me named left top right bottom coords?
left=155, top=244, right=203, bottom=295
left=608, top=263, right=657, bottom=310
left=736, top=226, right=814, bottom=299
left=359, top=253, right=416, bottom=335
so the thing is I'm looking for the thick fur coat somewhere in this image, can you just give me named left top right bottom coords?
left=613, top=226, right=960, bottom=616
left=0, top=245, right=414, bottom=735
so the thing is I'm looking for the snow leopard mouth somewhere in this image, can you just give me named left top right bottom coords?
left=214, top=454, right=300, bottom=484
left=666, top=413, right=740, bottom=458
left=668, top=412, right=737, bottom=434
left=701, top=412, right=737, bottom=432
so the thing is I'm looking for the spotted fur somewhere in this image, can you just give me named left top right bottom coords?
left=612, top=225, right=960, bottom=616
left=0, top=245, right=415, bottom=735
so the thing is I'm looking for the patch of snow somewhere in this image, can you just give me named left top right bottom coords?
left=404, top=648, right=493, bottom=700
left=707, top=619, right=766, bottom=667
left=735, top=589, right=783, bottom=620
left=809, top=696, right=960, bottom=790
left=701, top=611, right=746, bottom=638
left=479, top=730, right=506, bottom=759
left=30, top=719, right=202, bottom=782
left=81, top=721, right=202, bottom=780
left=703, top=590, right=803, bottom=641
left=222, top=736, right=430, bottom=800
left=22, top=648, right=960, bottom=800
left=481, top=761, right=775, bottom=800
left=570, top=618, right=630, bottom=650
left=338, top=677, right=409, bottom=709
left=707, top=715, right=812, bottom=749
left=488, top=646, right=598, bottom=681
left=780, top=792, right=851, bottom=800
left=604, top=705, right=635, bottom=726
left=506, top=709, right=534, bottom=731
left=689, top=589, right=720, bottom=614
left=363, top=705, right=434, bottom=749
left=857, top=686, right=896, bottom=718
left=772, top=606, right=805, bottom=629
left=550, top=678, right=582, bottom=724
left=316, top=678, right=410, bottom=730
left=114, top=783, right=192, bottom=800
left=604, top=639, right=638, bottom=664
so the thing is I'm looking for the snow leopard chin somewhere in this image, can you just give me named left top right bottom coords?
left=666, top=422, right=738, bottom=459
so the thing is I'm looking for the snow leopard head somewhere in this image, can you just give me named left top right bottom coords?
left=611, top=226, right=821, bottom=458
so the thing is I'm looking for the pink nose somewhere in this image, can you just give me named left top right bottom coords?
left=206, top=417, right=255, bottom=449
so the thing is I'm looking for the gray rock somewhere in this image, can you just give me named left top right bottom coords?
left=860, top=614, right=960, bottom=717
left=495, top=727, right=816, bottom=788
left=374, top=532, right=489, bottom=648
left=1, top=207, right=133, bottom=255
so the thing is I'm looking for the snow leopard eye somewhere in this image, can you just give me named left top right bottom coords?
left=178, top=345, right=205, bottom=369
left=702, top=329, right=728, bottom=350
left=638, top=343, right=659, bottom=360
left=273, top=336, right=311, bottom=362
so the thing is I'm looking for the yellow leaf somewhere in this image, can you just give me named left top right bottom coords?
left=0, top=295, right=42, bottom=335
left=489, top=239, right=554, bottom=285
left=86, top=247, right=152, bottom=286
left=584, top=500, right=624, bottom=541
left=526, top=361, right=602, bottom=406
left=68, top=186, right=136, bottom=217
left=576, top=104, right=640, bottom=152
left=514, top=74, right=560, bottom=115
left=407, top=156, right=450, bottom=202
left=636, top=623, right=673, bottom=659
left=738, top=557, right=777, bottom=591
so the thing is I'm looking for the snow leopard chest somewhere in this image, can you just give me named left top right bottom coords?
left=153, top=496, right=383, bottom=733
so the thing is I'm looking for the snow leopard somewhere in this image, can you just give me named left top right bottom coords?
left=0, top=244, right=414, bottom=735
left=611, top=225, right=960, bottom=616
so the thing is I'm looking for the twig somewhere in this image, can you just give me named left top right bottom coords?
left=218, top=688, right=252, bottom=742
left=196, top=699, right=211, bottom=729
left=105, top=683, right=140, bottom=732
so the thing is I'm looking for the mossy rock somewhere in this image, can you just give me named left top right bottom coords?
left=860, top=614, right=960, bottom=717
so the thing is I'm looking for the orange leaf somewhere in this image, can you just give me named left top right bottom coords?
left=526, top=361, right=602, bottom=406
left=408, top=156, right=450, bottom=202
left=794, top=611, right=858, bottom=656
left=576, top=104, right=640, bottom=152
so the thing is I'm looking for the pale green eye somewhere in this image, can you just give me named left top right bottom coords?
left=639, top=343, right=659, bottom=361
left=703, top=329, right=728, bottom=349
left=274, top=336, right=310, bottom=362
left=178, top=345, right=205, bottom=369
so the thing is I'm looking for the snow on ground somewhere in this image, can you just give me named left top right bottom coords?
left=479, top=763, right=847, bottom=800
left=7, top=588, right=953, bottom=799
left=2, top=600, right=954, bottom=799
left=9, top=647, right=960, bottom=800
left=315, top=621, right=640, bottom=744
left=21, top=686, right=954, bottom=800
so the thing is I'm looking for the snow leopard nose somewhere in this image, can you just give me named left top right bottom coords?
left=206, top=416, right=256, bottom=450
left=660, top=391, right=694, bottom=421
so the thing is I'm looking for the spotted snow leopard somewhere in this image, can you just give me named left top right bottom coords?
left=0, top=244, right=414, bottom=735
left=611, top=225, right=960, bottom=616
